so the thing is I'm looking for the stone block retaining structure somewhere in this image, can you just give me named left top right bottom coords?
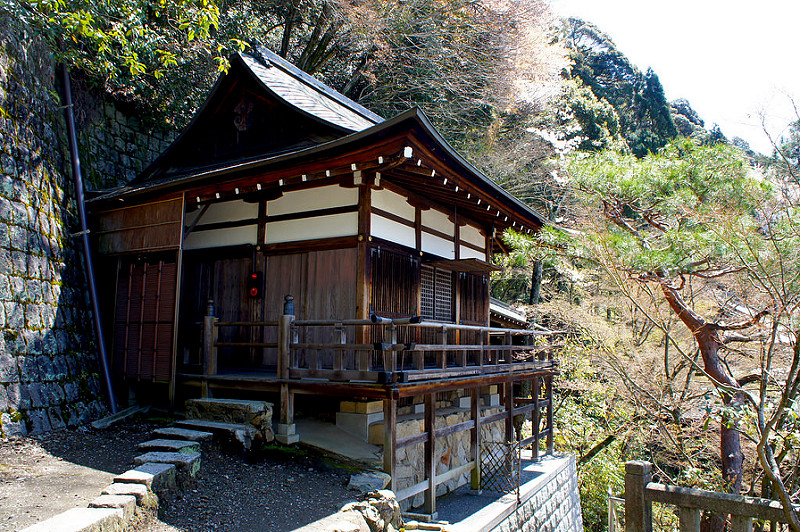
left=0, top=8, right=173, bottom=436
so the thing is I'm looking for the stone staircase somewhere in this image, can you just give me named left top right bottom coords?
left=21, top=398, right=274, bottom=532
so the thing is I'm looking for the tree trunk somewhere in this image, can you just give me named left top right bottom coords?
left=529, top=260, right=543, bottom=305
left=661, top=284, right=744, bottom=492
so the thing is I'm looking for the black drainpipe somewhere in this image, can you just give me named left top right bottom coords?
left=59, top=64, right=118, bottom=414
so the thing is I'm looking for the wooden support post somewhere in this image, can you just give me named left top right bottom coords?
left=504, top=382, right=514, bottom=443
left=532, top=376, right=540, bottom=461
left=679, top=508, right=701, bottom=532
left=383, top=397, right=398, bottom=493
left=424, top=393, right=437, bottom=515
left=503, top=332, right=512, bottom=364
left=546, top=375, right=554, bottom=454
left=202, top=299, right=218, bottom=398
left=470, top=387, right=482, bottom=490
left=277, top=295, right=298, bottom=444
left=624, top=461, right=653, bottom=532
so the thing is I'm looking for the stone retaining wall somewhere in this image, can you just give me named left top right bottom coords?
left=394, top=399, right=505, bottom=509
left=490, top=455, right=583, bottom=532
left=0, top=10, right=172, bottom=436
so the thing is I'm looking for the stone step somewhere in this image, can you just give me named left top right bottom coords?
left=152, top=426, right=214, bottom=442
left=115, top=463, right=177, bottom=492
left=100, top=482, right=158, bottom=508
left=89, top=494, right=138, bottom=521
left=134, top=451, right=201, bottom=479
left=137, top=438, right=200, bottom=453
left=175, top=418, right=259, bottom=450
left=185, top=398, right=272, bottom=428
left=19, top=508, right=123, bottom=532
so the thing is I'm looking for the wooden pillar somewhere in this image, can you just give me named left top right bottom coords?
left=532, top=376, right=540, bottom=460
left=383, top=397, right=397, bottom=493
left=202, top=299, right=218, bottom=398
left=625, top=461, right=653, bottom=532
left=277, top=295, right=298, bottom=444
left=546, top=375, right=554, bottom=454
left=504, top=382, right=514, bottom=443
left=470, top=387, right=482, bottom=490
left=356, top=186, right=371, bottom=344
left=424, top=393, right=437, bottom=515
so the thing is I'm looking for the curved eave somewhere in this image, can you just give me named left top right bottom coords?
left=89, top=108, right=546, bottom=232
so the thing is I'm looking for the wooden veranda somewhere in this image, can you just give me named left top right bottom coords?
left=186, top=295, right=558, bottom=513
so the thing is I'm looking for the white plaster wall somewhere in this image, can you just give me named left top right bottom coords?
left=371, top=213, right=416, bottom=248
left=184, top=199, right=258, bottom=225
left=422, top=208, right=454, bottom=236
left=265, top=212, right=358, bottom=244
left=461, top=224, right=485, bottom=249
left=421, top=232, right=455, bottom=259
left=183, top=224, right=258, bottom=250
left=459, top=245, right=485, bottom=261
left=268, top=185, right=357, bottom=216
left=372, top=188, right=415, bottom=220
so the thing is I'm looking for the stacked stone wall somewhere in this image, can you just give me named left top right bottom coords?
left=491, top=455, right=583, bottom=532
left=0, top=11, right=171, bottom=436
left=394, top=401, right=506, bottom=509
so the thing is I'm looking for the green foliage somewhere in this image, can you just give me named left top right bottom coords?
left=554, top=341, right=632, bottom=532
left=548, top=138, right=774, bottom=278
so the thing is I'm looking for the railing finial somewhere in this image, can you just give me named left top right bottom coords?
left=206, top=298, right=215, bottom=317
left=283, top=294, right=294, bottom=316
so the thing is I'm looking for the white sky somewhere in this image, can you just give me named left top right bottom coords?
left=547, top=0, right=799, bottom=155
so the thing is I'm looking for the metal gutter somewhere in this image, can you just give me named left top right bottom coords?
left=60, top=64, right=118, bottom=414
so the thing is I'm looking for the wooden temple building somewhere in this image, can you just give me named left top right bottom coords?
left=87, top=47, right=558, bottom=513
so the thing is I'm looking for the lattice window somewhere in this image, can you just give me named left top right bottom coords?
left=420, top=265, right=453, bottom=322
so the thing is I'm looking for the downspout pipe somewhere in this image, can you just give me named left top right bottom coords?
left=59, top=64, right=118, bottom=414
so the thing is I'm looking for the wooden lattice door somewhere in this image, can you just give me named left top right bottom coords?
left=112, top=257, right=177, bottom=382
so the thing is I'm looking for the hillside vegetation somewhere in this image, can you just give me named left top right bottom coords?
left=13, top=1, right=800, bottom=530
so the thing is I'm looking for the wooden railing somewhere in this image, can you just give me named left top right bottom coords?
left=202, top=295, right=559, bottom=384
left=625, top=461, right=799, bottom=531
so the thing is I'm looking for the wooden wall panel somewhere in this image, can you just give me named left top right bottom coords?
left=95, top=197, right=183, bottom=254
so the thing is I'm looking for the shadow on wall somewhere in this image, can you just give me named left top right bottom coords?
left=0, top=12, right=107, bottom=436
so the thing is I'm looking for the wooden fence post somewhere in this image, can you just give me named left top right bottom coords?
left=625, top=461, right=653, bottom=532
left=277, top=295, right=298, bottom=444
left=202, top=299, right=218, bottom=398
left=470, top=386, right=482, bottom=490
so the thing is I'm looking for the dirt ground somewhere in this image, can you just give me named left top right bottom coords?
left=0, top=416, right=358, bottom=531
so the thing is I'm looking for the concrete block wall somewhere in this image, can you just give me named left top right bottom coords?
left=490, top=455, right=583, bottom=532
left=0, top=9, right=172, bottom=436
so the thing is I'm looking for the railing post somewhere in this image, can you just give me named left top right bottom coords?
left=679, top=508, right=701, bottom=532
left=532, top=376, right=540, bottom=461
left=202, top=299, right=218, bottom=398
left=545, top=375, right=554, bottom=454
left=730, top=516, right=753, bottom=532
left=625, top=461, right=653, bottom=532
left=277, top=295, right=298, bottom=444
left=384, top=323, right=397, bottom=373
